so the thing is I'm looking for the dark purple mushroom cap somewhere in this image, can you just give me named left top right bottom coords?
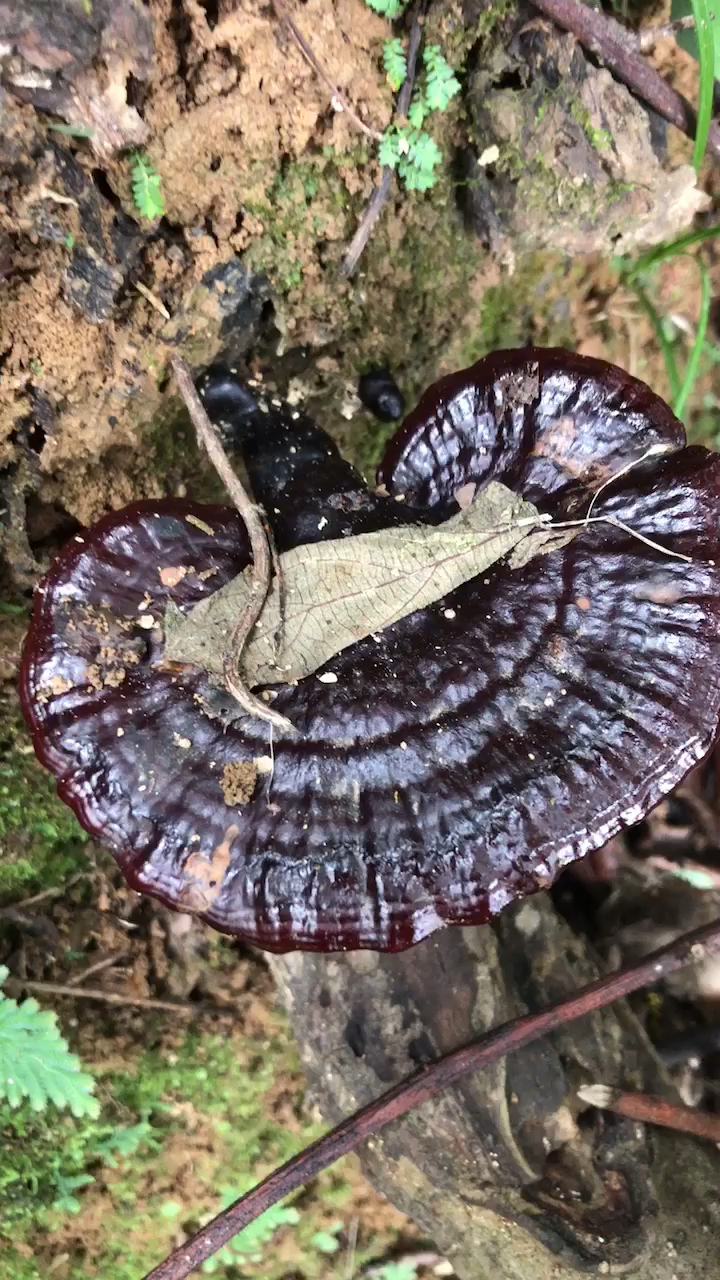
left=19, top=349, right=720, bottom=952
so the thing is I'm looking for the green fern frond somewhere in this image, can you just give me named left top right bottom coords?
left=408, top=93, right=428, bottom=128
left=378, top=126, right=443, bottom=189
left=379, top=126, right=403, bottom=168
left=382, top=37, right=407, bottom=91
left=423, top=45, right=461, bottom=112
left=0, top=966, right=99, bottom=1118
left=398, top=130, right=443, bottom=190
left=130, top=151, right=165, bottom=221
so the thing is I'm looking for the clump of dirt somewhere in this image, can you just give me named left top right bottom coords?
left=146, top=0, right=390, bottom=225
left=220, top=758, right=258, bottom=806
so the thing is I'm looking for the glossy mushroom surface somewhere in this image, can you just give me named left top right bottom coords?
left=19, top=349, right=720, bottom=951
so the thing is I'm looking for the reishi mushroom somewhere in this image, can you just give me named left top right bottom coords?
left=18, top=348, right=720, bottom=952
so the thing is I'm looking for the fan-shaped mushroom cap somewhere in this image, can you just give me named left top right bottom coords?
left=19, top=350, right=720, bottom=951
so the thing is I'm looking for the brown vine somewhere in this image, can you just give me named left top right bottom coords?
left=143, top=914, right=720, bottom=1280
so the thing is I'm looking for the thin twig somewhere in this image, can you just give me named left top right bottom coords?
left=532, top=0, right=720, bottom=161
left=135, top=281, right=171, bottom=321
left=341, top=170, right=394, bottom=278
left=637, top=14, right=697, bottom=52
left=143, top=915, right=720, bottom=1280
left=67, top=951, right=129, bottom=987
left=271, top=0, right=382, bottom=141
left=344, top=1214, right=360, bottom=1280
left=341, top=0, right=427, bottom=277
left=171, top=358, right=293, bottom=733
left=0, top=872, right=89, bottom=919
left=549, top=513, right=694, bottom=563
left=584, top=442, right=676, bottom=523
left=462, top=503, right=694, bottom=565
left=578, top=1083, right=720, bottom=1143
left=5, top=977, right=200, bottom=1015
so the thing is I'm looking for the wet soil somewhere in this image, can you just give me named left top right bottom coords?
left=1, top=0, right=716, bottom=541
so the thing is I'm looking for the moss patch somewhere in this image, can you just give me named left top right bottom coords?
left=0, top=689, right=88, bottom=903
left=2, top=997, right=409, bottom=1279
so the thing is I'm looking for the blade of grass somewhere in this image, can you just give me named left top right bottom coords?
left=629, top=222, right=720, bottom=276
left=47, top=122, right=94, bottom=138
left=690, top=0, right=715, bottom=167
left=632, top=281, right=682, bottom=402
left=673, top=256, right=711, bottom=419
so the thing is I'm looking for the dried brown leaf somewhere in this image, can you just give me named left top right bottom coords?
left=164, top=482, right=572, bottom=688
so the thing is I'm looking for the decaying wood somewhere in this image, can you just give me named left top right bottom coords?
left=143, top=916, right=720, bottom=1280
left=0, top=0, right=153, bottom=158
left=531, top=0, right=720, bottom=161
left=272, top=895, right=720, bottom=1280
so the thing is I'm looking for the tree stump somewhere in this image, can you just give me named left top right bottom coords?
left=271, top=894, right=720, bottom=1279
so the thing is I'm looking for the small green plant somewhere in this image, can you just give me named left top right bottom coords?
left=615, top=223, right=720, bottom=422
left=129, top=151, right=165, bottom=221
left=93, top=1118, right=157, bottom=1167
left=51, top=1171, right=95, bottom=1215
left=47, top=122, right=94, bottom=139
left=383, top=36, right=407, bottom=91
left=310, top=1221, right=344, bottom=1253
left=200, top=1194, right=300, bottom=1273
left=423, top=44, right=462, bottom=112
left=0, top=966, right=98, bottom=1118
left=365, top=0, right=410, bottom=15
left=379, top=126, right=443, bottom=190
left=377, top=42, right=460, bottom=190
left=372, top=1262, right=422, bottom=1280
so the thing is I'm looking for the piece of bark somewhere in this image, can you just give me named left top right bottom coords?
left=463, top=16, right=708, bottom=256
left=271, top=894, right=720, bottom=1280
left=0, top=0, right=152, bottom=79
left=0, top=0, right=153, bottom=157
left=0, top=459, right=42, bottom=592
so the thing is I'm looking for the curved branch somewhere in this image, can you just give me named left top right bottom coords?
left=171, top=357, right=293, bottom=733
left=143, top=913, right=720, bottom=1280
